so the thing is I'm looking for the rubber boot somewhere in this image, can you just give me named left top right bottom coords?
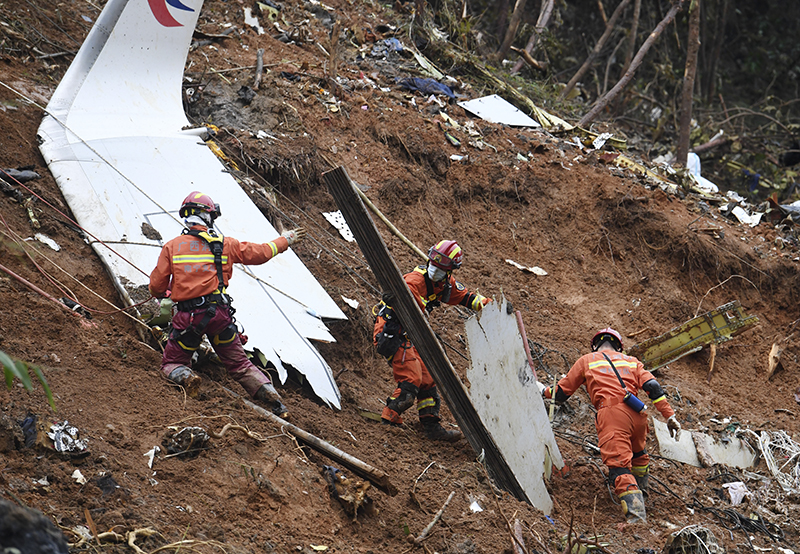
left=421, top=419, right=463, bottom=442
left=619, top=489, right=646, bottom=523
left=167, top=366, right=201, bottom=397
left=256, top=383, right=289, bottom=419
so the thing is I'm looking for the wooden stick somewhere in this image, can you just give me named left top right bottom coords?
left=254, top=48, right=265, bottom=90
left=222, top=386, right=398, bottom=495
left=410, top=491, right=456, bottom=544
left=509, top=47, right=546, bottom=71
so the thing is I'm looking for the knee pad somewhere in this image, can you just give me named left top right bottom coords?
left=387, top=382, right=419, bottom=414
left=172, top=327, right=202, bottom=352
left=608, top=466, right=632, bottom=489
left=212, top=323, right=238, bottom=346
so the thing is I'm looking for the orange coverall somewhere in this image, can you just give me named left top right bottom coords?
left=551, top=351, right=675, bottom=496
left=149, top=225, right=289, bottom=396
left=374, top=266, right=482, bottom=424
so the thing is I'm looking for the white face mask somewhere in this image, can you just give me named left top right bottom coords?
left=427, top=264, right=447, bottom=282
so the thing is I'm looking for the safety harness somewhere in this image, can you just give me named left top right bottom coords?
left=173, top=228, right=233, bottom=342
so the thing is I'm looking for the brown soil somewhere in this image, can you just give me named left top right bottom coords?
left=2, top=1, right=800, bottom=553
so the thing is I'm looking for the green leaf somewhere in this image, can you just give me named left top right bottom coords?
left=32, top=365, right=56, bottom=411
left=0, top=351, right=31, bottom=391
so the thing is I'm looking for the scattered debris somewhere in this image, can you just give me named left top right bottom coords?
left=458, top=94, right=540, bottom=127
left=767, top=334, right=794, bottom=379
left=162, top=427, right=209, bottom=457
left=662, top=525, right=723, bottom=554
left=26, top=233, right=61, bottom=251
left=505, top=258, right=548, bottom=275
left=340, top=295, right=359, bottom=309
left=242, top=7, right=264, bottom=34
left=722, top=481, right=750, bottom=505
left=71, top=469, right=87, bottom=485
left=322, top=210, right=355, bottom=242
left=653, top=419, right=756, bottom=469
left=322, top=465, right=376, bottom=522
left=625, top=301, right=759, bottom=372
left=686, top=152, right=720, bottom=194
left=144, top=446, right=161, bottom=469
left=398, top=77, right=455, bottom=99
left=744, top=430, right=800, bottom=493
left=48, top=421, right=89, bottom=454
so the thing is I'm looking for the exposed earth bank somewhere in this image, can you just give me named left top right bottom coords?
left=1, top=0, right=800, bottom=552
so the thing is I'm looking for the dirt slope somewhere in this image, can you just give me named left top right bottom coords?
left=2, top=0, right=800, bottom=553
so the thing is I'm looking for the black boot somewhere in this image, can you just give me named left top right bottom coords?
left=167, top=366, right=201, bottom=397
left=421, top=419, right=462, bottom=442
left=256, top=383, right=288, bottom=418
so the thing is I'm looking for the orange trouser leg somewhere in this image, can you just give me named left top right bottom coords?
left=382, top=343, right=435, bottom=424
left=596, top=404, right=649, bottom=496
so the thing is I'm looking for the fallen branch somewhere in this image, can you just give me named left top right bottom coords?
left=411, top=461, right=436, bottom=512
left=223, top=386, right=398, bottom=495
left=408, top=491, right=455, bottom=545
left=509, top=47, right=547, bottom=71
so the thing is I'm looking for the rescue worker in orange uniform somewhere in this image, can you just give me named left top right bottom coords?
left=373, top=240, right=491, bottom=441
left=149, top=191, right=306, bottom=417
left=543, top=328, right=681, bottom=523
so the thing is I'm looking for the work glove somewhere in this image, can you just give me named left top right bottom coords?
left=667, top=415, right=682, bottom=441
left=471, top=294, right=493, bottom=311
left=282, top=227, right=306, bottom=246
left=541, top=385, right=553, bottom=400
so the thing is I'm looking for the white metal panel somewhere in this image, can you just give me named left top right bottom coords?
left=37, top=0, right=345, bottom=408
left=465, top=296, right=563, bottom=514
left=457, top=95, right=541, bottom=127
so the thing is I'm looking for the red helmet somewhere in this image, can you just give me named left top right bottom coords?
left=179, top=191, right=221, bottom=219
left=591, top=328, right=624, bottom=352
left=428, top=240, right=463, bottom=271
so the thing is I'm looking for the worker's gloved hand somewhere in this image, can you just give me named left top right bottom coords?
left=542, top=385, right=553, bottom=400
left=471, top=294, right=492, bottom=311
left=667, top=415, right=682, bottom=441
left=282, top=228, right=306, bottom=246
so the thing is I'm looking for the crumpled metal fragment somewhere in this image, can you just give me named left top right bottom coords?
left=162, top=426, right=209, bottom=456
left=47, top=421, right=88, bottom=453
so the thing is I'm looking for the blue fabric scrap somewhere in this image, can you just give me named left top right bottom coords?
left=398, top=77, right=455, bottom=99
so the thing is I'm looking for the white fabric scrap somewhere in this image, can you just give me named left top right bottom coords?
left=243, top=7, right=264, bottom=34
left=731, top=206, right=763, bottom=227
left=469, top=500, right=483, bottom=513
left=592, top=132, right=613, bottom=150
left=687, top=153, right=719, bottom=194
left=722, top=481, right=750, bottom=505
left=29, top=234, right=61, bottom=251
left=505, top=259, right=548, bottom=275
left=71, top=469, right=87, bottom=485
left=322, top=211, right=355, bottom=242
left=144, top=446, right=161, bottom=469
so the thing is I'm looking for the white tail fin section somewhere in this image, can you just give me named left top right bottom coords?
left=38, top=0, right=346, bottom=409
